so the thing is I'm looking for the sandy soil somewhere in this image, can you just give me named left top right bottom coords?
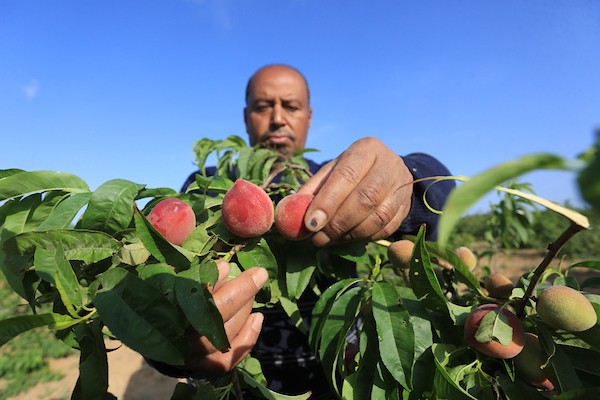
left=5, top=249, right=598, bottom=400
left=6, top=344, right=183, bottom=400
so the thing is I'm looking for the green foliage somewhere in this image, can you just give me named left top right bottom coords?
left=0, top=270, right=74, bottom=400
left=1, top=134, right=600, bottom=399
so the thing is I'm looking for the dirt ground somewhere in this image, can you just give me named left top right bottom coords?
left=5, top=249, right=598, bottom=400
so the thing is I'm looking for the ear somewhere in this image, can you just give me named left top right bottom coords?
left=308, top=106, right=313, bottom=127
left=243, top=107, right=250, bottom=133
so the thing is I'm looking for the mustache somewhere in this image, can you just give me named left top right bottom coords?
left=260, top=129, right=296, bottom=143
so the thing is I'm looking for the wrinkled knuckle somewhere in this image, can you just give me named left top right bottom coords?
left=373, top=203, right=396, bottom=230
left=357, top=184, right=382, bottom=210
left=324, top=218, right=348, bottom=238
left=337, top=164, right=361, bottom=185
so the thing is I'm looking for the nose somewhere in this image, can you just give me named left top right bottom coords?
left=271, top=103, right=285, bottom=127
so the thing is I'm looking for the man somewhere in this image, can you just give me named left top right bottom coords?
left=162, top=64, right=455, bottom=397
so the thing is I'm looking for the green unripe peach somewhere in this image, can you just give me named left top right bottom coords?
left=274, top=193, right=314, bottom=241
left=456, top=246, right=477, bottom=270
left=536, top=286, right=597, bottom=332
left=221, top=179, right=274, bottom=238
left=387, top=240, right=414, bottom=272
left=514, top=333, right=554, bottom=391
left=484, top=273, right=515, bottom=299
left=464, top=304, right=525, bottom=359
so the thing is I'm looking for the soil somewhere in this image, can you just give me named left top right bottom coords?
left=5, top=248, right=599, bottom=400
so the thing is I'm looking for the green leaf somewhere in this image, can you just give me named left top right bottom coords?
left=133, top=208, right=191, bottom=271
left=175, top=275, right=229, bottom=351
left=237, top=238, right=278, bottom=279
left=239, top=369, right=311, bottom=400
left=474, top=308, right=513, bottom=346
left=319, top=285, right=364, bottom=393
left=0, top=313, right=83, bottom=346
left=0, top=194, right=43, bottom=240
left=37, top=192, right=92, bottom=230
left=308, top=278, right=361, bottom=352
left=71, top=320, right=114, bottom=400
left=409, top=226, right=450, bottom=318
left=34, top=245, right=84, bottom=315
left=278, top=296, right=307, bottom=335
left=431, top=344, right=478, bottom=400
left=438, top=154, right=578, bottom=247
left=372, top=281, right=414, bottom=390
left=94, top=268, right=188, bottom=365
left=495, top=371, right=547, bottom=400
left=181, top=224, right=218, bottom=257
left=3, top=229, right=121, bottom=264
left=0, top=168, right=25, bottom=179
left=285, top=241, right=317, bottom=300
left=0, top=170, right=90, bottom=201
left=115, top=241, right=151, bottom=266
left=78, top=179, right=144, bottom=234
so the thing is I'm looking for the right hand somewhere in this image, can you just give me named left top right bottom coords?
left=182, top=261, right=267, bottom=377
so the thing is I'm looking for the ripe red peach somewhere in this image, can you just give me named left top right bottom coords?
left=274, top=193, right=314, bottom=241
left=221, top=179, right=274, bottom=238
left=147, top=198, right=196, bottom=245
left=464, top=304, right=525, bottom=359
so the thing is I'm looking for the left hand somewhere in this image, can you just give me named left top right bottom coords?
left=297, top=137, right=414, bottom=246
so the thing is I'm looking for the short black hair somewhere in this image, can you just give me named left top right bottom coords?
left=245, top=64, right=310, bottom=105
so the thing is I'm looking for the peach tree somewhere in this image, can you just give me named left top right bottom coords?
left=1, top=134, right=600, bottom=399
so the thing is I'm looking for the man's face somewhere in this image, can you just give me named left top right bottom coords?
left=244, top=66, right=312, bottom=160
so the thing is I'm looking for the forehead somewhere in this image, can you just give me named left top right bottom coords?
left=248, top=67, right=308, bottom=102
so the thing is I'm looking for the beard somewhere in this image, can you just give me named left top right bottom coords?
left=259, top=129, right=296, bottom=160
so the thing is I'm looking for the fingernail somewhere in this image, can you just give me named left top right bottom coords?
left=252, top=267, right=268, bottom=289
left=251, top=313, right=264, bottom=332
left=306, top=209, right=327, bottom=232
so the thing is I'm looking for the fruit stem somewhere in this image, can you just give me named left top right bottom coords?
left=514, top=222, right=585, bottom=318
left=221, top=243, right=246, bottom=263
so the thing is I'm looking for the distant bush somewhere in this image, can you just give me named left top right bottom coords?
left=0, top=271, right=74, bottom=400
left=449, top=206, right=599, bottom=260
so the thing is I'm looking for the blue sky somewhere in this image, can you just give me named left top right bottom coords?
left=2, top=0, right=599, bottom=213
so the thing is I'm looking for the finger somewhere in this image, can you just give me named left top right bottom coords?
left=194, top=312, right=264, bottom=375
left=195, top=297, right=255, bottom=355
left=297, top=158, right=336, bottom=196
left=212, top=267, right=268, bottom=322
left=301, top=144, right=376, bottom=233
left=208, top=260, right=231, bottom=293
left=319, top=171, right=413, bottom=245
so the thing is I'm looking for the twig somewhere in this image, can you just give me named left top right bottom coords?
left=514, top=222, right=586, bottom=318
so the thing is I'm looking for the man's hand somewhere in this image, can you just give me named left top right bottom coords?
left=298, top=137, right=413, bottom=247
left=183, top=261, right=267, bottom=377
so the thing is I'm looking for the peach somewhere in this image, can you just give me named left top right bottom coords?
left=456, top=246, right=477, bottom=270
left=514, top=333, right=554, bottom=391
left=274, top=193, right=314, bottom=241
left=464, top=304, right=525, bottom=359
left=147, top=198, right=196, bottom=245
left=221, top=179, right=274, bottom=238
left=387, top=240, right=414, bottom=272
left=536, top=286, right=597, bottom=332
left=484, top=273, right=515, bottom=299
